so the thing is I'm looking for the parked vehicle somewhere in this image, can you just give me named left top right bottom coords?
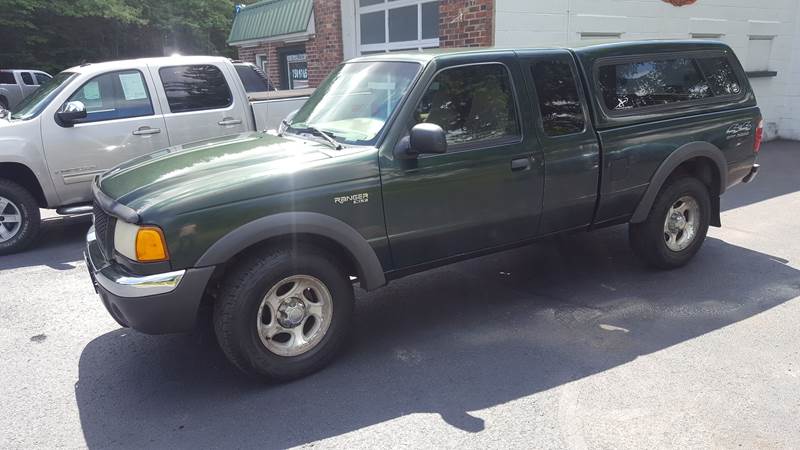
left=85, top=41, right=761, bottom=381
left=0, top=69, right=52, bottom=110
left=0, top=56, right=309, bottom=254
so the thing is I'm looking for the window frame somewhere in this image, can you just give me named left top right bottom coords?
left=158, top=64, right=234, bottom=114
left=529, top=56, right=589, bottom=139
left=413, top=61, right=524, bottom=155
left=63, top=69, right=156, bottom=125
left=356, top=0, right=440, bottom=55
left=593, top=50, right=746, bottom=118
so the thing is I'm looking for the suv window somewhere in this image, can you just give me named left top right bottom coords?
left=159, top=65, right=232, bottom=113
left=21, top=72, right=35, bottom=85
left=66, top=70, right=154, bottom=123
left=532, top=59, right=586, bottom=136
left=34, top=73, right=51, bottom=85
left=598, top=57, right=712, bottom=112
left=415, top=64, right=520, bottom=145
left=0, top=71, right=15, bottom=84
left=696, top=56, right=742, bottom=96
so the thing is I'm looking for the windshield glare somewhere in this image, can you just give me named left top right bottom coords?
left=288, top=61, right=421, bottom=146
left=11, top=72, right=76, bottom=120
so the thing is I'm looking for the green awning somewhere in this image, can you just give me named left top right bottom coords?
left=228, top=0, right=314, bottom=45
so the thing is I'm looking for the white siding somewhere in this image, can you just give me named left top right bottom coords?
left=495, top=0, right=800, bottom=141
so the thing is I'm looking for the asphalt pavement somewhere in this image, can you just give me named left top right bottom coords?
left=1, top=141, right=799, bottom=449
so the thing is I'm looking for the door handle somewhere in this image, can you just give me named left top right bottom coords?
left=511, top=157, right=530, bottom=172
left=132, top=126, right=161, bottom=136
left=218, top=118, right=243, bottom=126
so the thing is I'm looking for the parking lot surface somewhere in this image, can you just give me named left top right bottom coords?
left=1, top=141, right=799, bottom=449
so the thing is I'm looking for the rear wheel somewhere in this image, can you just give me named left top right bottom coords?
left=213, top=243, right=354, bottom=381
left=0, top=179, right=40, bottom=255
left=629, top=177, right=710, bottom=269
left=0, top=97, right=8, bottom=110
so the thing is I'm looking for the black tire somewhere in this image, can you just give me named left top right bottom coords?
left=213, top=243, right=355, bottom=381
left=0, top=179, right=41, bottom=255
left=629, top=177, right=711, bottom=269
left=0, top=97, right=8, bottom=110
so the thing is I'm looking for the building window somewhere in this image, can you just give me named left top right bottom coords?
left=357, top=0, right=439, bottom=54
left=747, top=36, right=774, bottom=72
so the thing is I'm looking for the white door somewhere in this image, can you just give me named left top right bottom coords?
left=41, top=67, right=169, bottom=205
left=149, top=62, right=248, bottom=146
left=18, top=72, right=39, bottom=98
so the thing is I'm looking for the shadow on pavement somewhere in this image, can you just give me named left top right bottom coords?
left=722, top=140, right=800, bottom=211
left=0, top=214, right=91, bottom=271
left=75, top=227, right=800, bottom=448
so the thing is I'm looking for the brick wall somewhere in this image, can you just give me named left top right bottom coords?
left=307, top=0, right=344, bottom=87
left=439, top=0, right=494, bottom=48
left=235, top=0, right=343, bottom=89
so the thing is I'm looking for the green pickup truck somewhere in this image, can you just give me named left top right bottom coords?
left=85, top=40, right=761, bottom=381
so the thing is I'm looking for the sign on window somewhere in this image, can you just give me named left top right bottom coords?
left=287, top=53, right=308, bottom=89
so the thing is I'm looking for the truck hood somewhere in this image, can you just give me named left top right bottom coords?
left=98, top=132, right=354, bottom=216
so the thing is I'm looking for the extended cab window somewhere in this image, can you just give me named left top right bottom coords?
left=21, top=72, right=35, bottom=85
left=598, top=57, right=712, bottom=112
left=66, top=70, right=154, bottom=123
left=696, top=56, right=741, bottom=96
left=159, top=65, right=232, bottom=113
left=416, top=64, right=520, bottom=145
left=532, top=59, right=585, bottom=136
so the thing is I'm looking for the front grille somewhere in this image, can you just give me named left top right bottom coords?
left=93, top=203, right=116, bottom=258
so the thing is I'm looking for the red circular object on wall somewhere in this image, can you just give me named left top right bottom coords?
left=663, top=0, right=698, bottom=5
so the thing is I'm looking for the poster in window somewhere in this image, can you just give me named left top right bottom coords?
left=287, top=53, right=308, bottom=89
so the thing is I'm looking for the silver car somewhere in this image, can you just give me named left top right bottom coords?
left=0, top=70, right=52, bottom=110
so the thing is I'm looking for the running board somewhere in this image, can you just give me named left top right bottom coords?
left=56, top=204, right=93, bottom=215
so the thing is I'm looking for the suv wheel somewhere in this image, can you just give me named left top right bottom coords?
left=629, top=177, right=710, bottom=269
left=213, top=244, right=354, bottom=381
left=0, top=179, right=41, bottom=255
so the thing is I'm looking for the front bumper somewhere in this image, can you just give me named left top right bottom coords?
left=85, top=226, right=214, bottom=334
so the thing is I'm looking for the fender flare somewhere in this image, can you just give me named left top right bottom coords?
left=195, top=212, right=387, bottom=291
left=630, top=141, right=727, bottom=223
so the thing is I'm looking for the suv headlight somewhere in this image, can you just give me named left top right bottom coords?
left=114, top=221, right=170, bottom=262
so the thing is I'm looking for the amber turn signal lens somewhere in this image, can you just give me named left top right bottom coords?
left=135, top=227, right=169, bottom=262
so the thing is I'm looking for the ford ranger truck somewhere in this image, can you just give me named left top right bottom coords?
left=0, top=56, right=308, bottom=255
left=85, top=41, right=761, bottom=381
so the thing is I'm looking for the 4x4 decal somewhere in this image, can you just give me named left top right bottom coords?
left=726, top=121, right=753, bottom=140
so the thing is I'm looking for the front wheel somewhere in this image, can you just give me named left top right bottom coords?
left=629, top=177, right=711, bottom=269
left=213, top=244, right=354, bottom=381
left=0, top=179, right=41, bottom=255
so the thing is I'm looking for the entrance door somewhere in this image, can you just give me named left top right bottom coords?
left=380, top=59, right=545, bottom=269
left=278, top=47, right=308, bottom=90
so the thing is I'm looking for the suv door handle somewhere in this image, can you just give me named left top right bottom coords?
left=511, top=157, right=530, bottom=171
left=132, top=126, right=161, bottom=136
left=218, top=118, right=242, bottom=126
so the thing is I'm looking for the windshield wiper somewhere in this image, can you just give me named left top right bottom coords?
left=289, top=124, right=343, bottom=150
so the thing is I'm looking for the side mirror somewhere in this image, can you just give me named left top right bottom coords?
left=56, top=101, right=87, bottom=127
left=395, top=123, right=447, bottom=159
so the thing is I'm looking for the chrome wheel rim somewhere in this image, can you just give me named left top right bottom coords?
left=256, top=275, right=333, bottom=357
left=663, top=195, right=700, bottom=252
left=0, top=196, right=22, bottom=243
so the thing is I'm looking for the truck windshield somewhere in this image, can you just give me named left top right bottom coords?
left=11, top=72, right=76, bottom=120
left=287, top=61, right=421, bottom=146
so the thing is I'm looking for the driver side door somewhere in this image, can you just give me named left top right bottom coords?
left=380, top=57, right=545, bottom=269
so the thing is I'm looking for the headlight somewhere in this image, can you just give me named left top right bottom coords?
left=114, top=221, right=169, bottom=262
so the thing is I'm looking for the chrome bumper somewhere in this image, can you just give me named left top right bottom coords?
left=742, top=163, right=760, bottom=183
left=85, top=226, right=185, bottom=298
